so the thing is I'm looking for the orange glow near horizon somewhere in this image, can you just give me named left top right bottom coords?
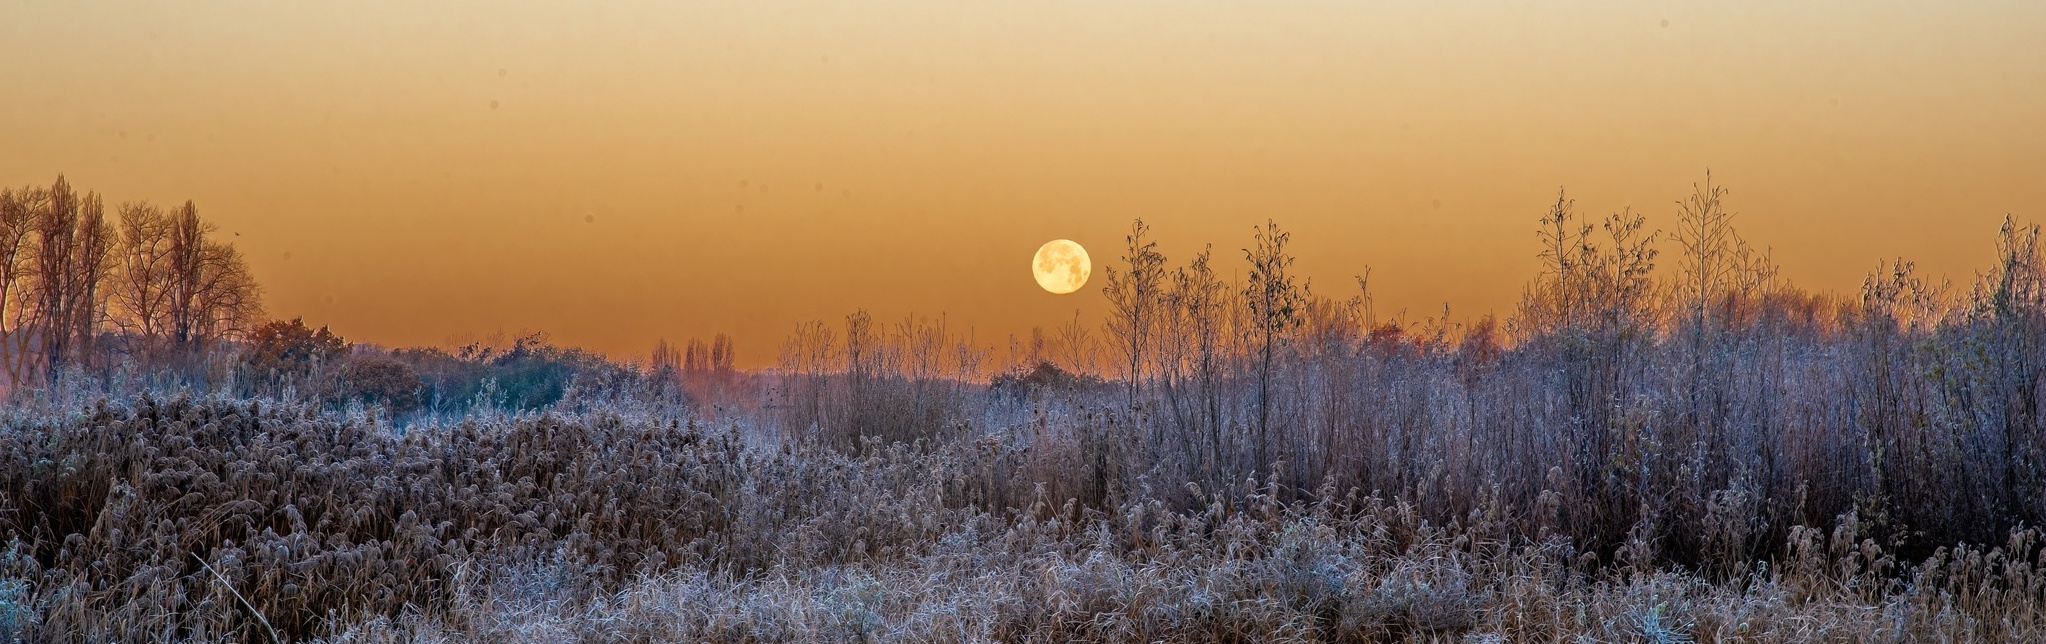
left=3, top=2, right=2042, bottom=367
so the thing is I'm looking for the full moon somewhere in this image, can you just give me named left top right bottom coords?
left=1032, top=239, right=1091, bottom=294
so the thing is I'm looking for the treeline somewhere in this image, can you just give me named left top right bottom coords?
left=0, top=175, right=258, bottom=387
left=647, top=334, right=745, bottom=410
left=1, top=175, right=646, bottom=419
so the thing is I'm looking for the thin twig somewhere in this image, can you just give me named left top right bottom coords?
left=195, top=554, right=283, bottom=644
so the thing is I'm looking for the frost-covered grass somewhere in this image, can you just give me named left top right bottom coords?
left=0, top=394, right=2041, bottom=642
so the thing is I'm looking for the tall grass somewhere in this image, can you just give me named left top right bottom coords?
left=2, top=396, right=2043, bottom=642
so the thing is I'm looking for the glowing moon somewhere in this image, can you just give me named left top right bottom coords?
left=1032, top=239, right=1091, bottom=294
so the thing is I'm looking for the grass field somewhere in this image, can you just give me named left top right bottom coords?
left=0, top=362, right=2042, bottom=642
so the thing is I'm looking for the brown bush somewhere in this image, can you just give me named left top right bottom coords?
left=328, top=355, right=425, bottom=413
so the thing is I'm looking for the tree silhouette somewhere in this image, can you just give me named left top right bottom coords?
left=29, top=176, right=116, bottom=381
left=0, top=184, right=41, bottom=386
left=244, top=317, right=349, bottom=382
left=1102, top=217, right=1166, bottom=406
left=1243, top=219, right=1305, bottom=474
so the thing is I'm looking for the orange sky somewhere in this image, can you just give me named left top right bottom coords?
left=3, top=1, right=2042, bottom=367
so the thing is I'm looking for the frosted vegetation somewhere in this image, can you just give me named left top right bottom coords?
left=4, top=174, right=2046, bottom=641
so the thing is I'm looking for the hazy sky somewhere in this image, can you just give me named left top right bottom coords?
left=3, top=1, right=2042, bottom=366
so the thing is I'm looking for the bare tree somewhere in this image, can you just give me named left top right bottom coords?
left=682, top=333, right=737, bottom=389
left=29, top=179, right=76, bottom=377
left=188, top=240, right=261, bottom=342
left=649, top=338, right=682, bottom=383
left=1027, top=326, right=1048, bottom=367
left=1516, top=191, right=1663, bottom=548
left=775, top=319, right=837, bottom=435
left=1673, top=172, right=1776, bottom=334
left=1159, top=246, right=1228, bottom=474
left=29, top=176, right=115, bottom=381
left=1053, top=309, right=1098, bottom=376
left=158, top=201, right=262, bottom=355
left=1517, top=190, right=1660, bottom=340
left=1669, top=173, right=1777, bottom=510
left=684, top=338, right=708, bottom=373
left=1518, top=190, right=1592, bottom=338
left=0, top=186, right=40, bottom=387
left=710, top=333, right=735, bottom=374
left=70, top=193, right=115, bottom=374
left=1102, top=218, right=1167, bottom=406
left=0, top=179, right=257, bottom=386
left=111, top=202, right=178, bottom=359
left=1243, top=220, right=1306, bottom=474
left=1978, top=215, right=2046, bottom=320
left=167, top=201, right=206, bottom=347
left=1968, top=216, right=2046, bottom=523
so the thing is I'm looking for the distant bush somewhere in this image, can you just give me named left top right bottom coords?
left=326, top=355, right=424, bottom=413
left=393, top=333, right=623, bottom=415
left=242, top=317, right=349, bottom=384
left=988, top=360, right=1104, bottom=400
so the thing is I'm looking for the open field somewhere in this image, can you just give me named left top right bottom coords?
left=5, top=0, right=2042, bottom=638
left=3, top=178, right=2046, bottom=641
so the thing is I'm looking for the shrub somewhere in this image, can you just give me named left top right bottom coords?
left=327, top=355, right=425, bottom=413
